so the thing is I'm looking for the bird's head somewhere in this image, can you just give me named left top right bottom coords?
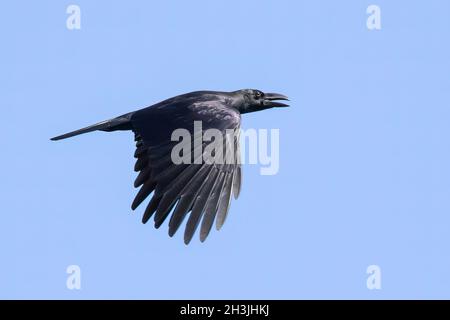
left=232, top=89, right=289, bottom=114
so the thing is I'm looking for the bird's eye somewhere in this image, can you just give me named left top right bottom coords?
left=254, top=91, right=263, bottom=99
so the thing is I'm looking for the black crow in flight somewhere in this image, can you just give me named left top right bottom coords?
left=51, top=89, right=289, bottom=244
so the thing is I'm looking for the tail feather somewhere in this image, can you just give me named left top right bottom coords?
left=50, top=114, right=132, bottom=141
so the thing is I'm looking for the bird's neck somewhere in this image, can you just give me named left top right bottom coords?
left=228, top=91, right=248, bottom=113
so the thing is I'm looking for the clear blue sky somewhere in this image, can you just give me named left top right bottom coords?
left=1, top=0, right=449, bottom=299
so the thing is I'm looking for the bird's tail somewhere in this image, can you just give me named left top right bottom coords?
left=50, top=113, right=133, bottom=141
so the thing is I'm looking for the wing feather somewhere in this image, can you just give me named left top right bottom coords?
left=168, top=166, right=214, bottom=237
left=216, top=172, right=234, bottom=230
left=200, top=172, right=227, bottom=242
left=184, top=169, right=219, bottom=244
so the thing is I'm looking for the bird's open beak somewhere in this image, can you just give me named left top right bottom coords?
left=263, top=93, right=290, bottom=108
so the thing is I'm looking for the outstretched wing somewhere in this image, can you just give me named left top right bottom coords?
left=130, top=96, right=241, bottom=244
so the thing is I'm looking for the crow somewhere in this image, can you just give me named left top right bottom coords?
left=51, top=89, right=289, bottom=244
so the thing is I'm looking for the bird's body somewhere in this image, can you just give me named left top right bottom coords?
left=52, top=89, right=288, bottom=243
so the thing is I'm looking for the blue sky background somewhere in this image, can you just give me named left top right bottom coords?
left=1, top=1, right=449, bottom=299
